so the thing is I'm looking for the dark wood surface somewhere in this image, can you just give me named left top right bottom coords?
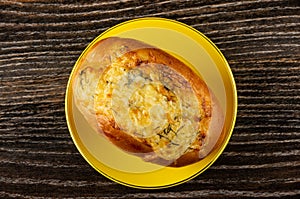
left=1, top=0, right=299, bottom=198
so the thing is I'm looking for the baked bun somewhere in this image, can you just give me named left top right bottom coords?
left=74, top=37, right=224, bottom=167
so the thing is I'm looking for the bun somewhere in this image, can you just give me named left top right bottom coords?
left=74, top=37, right=224, bottom=167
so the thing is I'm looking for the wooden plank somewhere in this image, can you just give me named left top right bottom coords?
left=1, top=0, right=299, bottom=198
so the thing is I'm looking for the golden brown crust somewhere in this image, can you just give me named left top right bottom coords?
left=84, top=37, right=225, bottom=167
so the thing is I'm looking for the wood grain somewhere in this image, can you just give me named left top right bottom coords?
left=1, top=0, right=299, bottom=198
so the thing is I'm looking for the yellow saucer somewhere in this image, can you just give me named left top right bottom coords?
left=65, top=17, right=237, bottom=189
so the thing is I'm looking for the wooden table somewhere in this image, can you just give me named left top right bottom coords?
left=1, top=0, right=299, bottom=198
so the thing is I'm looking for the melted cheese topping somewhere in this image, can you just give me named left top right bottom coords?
left=128, top=83, right=180, bottom=129
left=95, top=52, right=201, bottom=161
left=74, top=67, right=98, bottom=115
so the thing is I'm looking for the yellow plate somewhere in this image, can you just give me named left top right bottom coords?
left=65, top=17, right=237, bottom=189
